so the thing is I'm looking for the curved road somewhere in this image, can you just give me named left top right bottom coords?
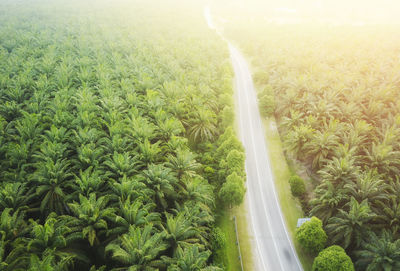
left=204, top=6, right=303, bottom=271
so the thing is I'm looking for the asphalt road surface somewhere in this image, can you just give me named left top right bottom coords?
left=230, top=44, right=303, bottom=271
left=204, top=6, right=303, bottom=271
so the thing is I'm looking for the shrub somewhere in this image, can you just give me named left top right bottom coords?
left=296, top=216, right=327, bottom=254
left=226, top=149, right=245, bottom=176
left=253, top=71, right=269, bottom=84
left=289, top=175, right=306, bottom=197
left=218, top=172, right=245, bottom=207
left=210, top=227, right=227, bottom=268
left=259, top=94, right=275, bottom=117
left=312, top=245, right=355, bottom=271
left=220, top=105, right=234, bottom=129
left=210, top=227, right=226, bottom=250
left=216, top=134, right=243, bottom=159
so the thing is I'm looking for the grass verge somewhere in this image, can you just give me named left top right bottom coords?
left=234, top=202, right=254, bottom=270
left=216, top=209, right=241, bottom=271
left=262, top=117, right=314, bottom=271
left=215, top=203, right=254, bottom=271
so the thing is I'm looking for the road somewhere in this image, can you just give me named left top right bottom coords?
left=204, top=6, right=303, bottom=271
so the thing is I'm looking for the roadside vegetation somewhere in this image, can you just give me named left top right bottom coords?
left=0, top=0, right=246, bottom=269
left=217, top=4, right=400, bottom=271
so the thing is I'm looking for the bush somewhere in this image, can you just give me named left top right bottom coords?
left=253, top=71, right=269, bottom=84
left=259, top=94, right=275, bottom=117
left=210, top=227, right=227, bottom=268
left=216, top=134, right=243, bottom=159
left=226, top=149, right=245, bottom=176
left=296, top=217, right=327, bottom=254
left=312, top=245, right=355, bottom=271
left=210, top=227, right=226, bottom=250
left=218, top=172, right=245, bottom=207
left=220, top=105, right=234, bottom=129
left=289, top=175, right=306, bottom=197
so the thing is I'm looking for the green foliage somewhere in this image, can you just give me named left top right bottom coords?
left=209, top=226, right=227, bottom=268
left=289, top=175, right=306, bottom=197
left=210, top=227, right=226, bottom=251
left=168, top=245, right=221, bottom=271
left=224, top=10, right=400, bottom=261
left=355, top=230, right=400, bottom=271
left=326, top=197, right=375, bottom=249
left=312, top=245, right=354, bottom=271
left=259, top=94, right=275, bottom=117
left=0, top=0, right=246, bottom=269
left=226, top=149, right=245, bottom=172
left=218, top=172, right=245, bottom=207
left=106, top=225, right=168, bottom=269
left=296, top=217, right=327, bottom=254
left=220, top=106, right=234, bottom=128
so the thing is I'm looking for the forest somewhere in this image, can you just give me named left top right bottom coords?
left=224, top=13, right=400, bottom=271
left=0, top=0, right=246, bottom=270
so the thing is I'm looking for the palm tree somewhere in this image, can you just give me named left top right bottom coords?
left=338, top=101, right=361, bottom=123
left=306, top=98, right=339, bottom=123
left=0, top=100, right=22, bottom=123
left=104, top=152, right=139, bottom=178
left=174, top=204, right=213, bottom=247
left=162, top=212, right=199, bottom=255
left=187, top=109, right=217, bottom=142
left=310, top=180, right=348, bottom=223
left=67, top=167, right=107, bottom=199
left=140, top=164, right=177, bottom=209
left=27, top=253, right=74, bottom=271
left=3, top=140, right=32, bottom=179
left=110, top=176, right=152, bottom=204
left=106, top=225, right=168, bottom=270
left=31, top=158, right=72, bottom=215
left=43, top=125, right=70, bottom=145
left=54, top=61, right=74, bottom=90
left=0, top=235, right=27, bottom=271
left=304, top=129, right=339, bottom=169
left=318, top=156, right=359, bottom=186
left=68, top=193, right=115, bottom=246
left=343, top=170, right=390, bottom=212
left=166, top=149, right=199, bottom=180
left=326, top=197, right=376, bottom=249
left=0, top=182, right=34, bottom=212
left=72, top=127, right=103, bottom=147
left=137, top=139, right=161, bottom=166
left=75, top=143, right=105, bottom=170
left=156, top=118, right=184, bottom=142
left=283, top=124, right=314, bottom=159
left=164, top=136, right=189, bottom=155
left=280, top=110, right=304, bottom=131
left=375, top=198, right=400, bottom=235
left=26, top=213, right=81, bottom=265
left=168, top=245, right=221, bottom=271
left=14, top=111, right=43, bottom=143
left=126, top=116, right=156, bottom=142
left=111, top=198, right=161, bottom=235
left=364, top=142, right=400, bottom=180
left=0, top=209, right=30, bottom=270
left=343, top=121, right=373, bottom=156
left=34, top=141, right=68, bottom=164
left=389, top=179, right=400, bottom=203
left=46, top=93, right=74, bottom=129
left=180, top=178, right=215, bottom=209
left=355, top=230, right=400, bottom=271
left=0, top=208, right=28, bottom=244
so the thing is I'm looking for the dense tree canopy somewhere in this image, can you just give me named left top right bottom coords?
left=296, top=217, right=327, bottom=254
left=312, top=245, right=355, bottom=271
left=0, top=0, right=246, bottom=269
left=223, top=13, right=400, bottom=269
